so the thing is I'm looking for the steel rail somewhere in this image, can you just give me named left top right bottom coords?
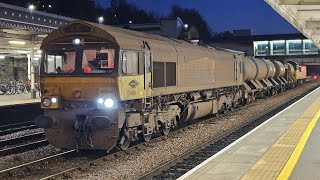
left=0, top=132, right=45, bottom=147
left=0, top=150, right=76, bottom=178
left=0, top=121, right=37, bottom=136
left=0, top=139, right=48, bottom=156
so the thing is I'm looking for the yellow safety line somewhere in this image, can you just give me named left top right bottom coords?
left=277, top=109, right=320, bottom=180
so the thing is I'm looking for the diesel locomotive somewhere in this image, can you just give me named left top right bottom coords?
left=35, top=20, right=307, bottom=151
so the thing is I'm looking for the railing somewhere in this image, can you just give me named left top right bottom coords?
left=0, top=80, right=40, bottom=95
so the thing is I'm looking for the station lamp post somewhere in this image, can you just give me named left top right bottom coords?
left=30, top=36, right=37, bottom=99
left=28, top=4, right=35, bottom=12
left=98, top=16, right=104, bottom=24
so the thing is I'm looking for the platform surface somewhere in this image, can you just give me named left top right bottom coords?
left=0, top=93, right=40, bottom=107
left=290, top=119, right=320, bottom=180
left=179, top=87, right=320, bottom=180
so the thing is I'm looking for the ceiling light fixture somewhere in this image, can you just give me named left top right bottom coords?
left=9, top=41, right=26, bottom=45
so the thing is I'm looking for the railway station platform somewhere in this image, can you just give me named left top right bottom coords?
left=178, top=87, right=320, bottom=180
left=0, top=93, right=40, bottom=107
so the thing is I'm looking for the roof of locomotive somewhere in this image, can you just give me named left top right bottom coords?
left=41, top=20, right=244, bottom=62
left=41, top=20, right=213, bottom=50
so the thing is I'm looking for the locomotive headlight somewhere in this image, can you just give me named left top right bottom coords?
left=73, top=38, right=81, bottom=45
left=51, top=97, right=57, bottom=104
left=104, top=98, right=114, bottom=108
left=97, top=98, right=104, bottom=104
left=42, top=98, right=51, bottom=107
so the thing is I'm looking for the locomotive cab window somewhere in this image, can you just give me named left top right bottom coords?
left=82, top=49, right=115, bottom=73
left=43, top=46, right=116, bottom=75
left=44, top=49, right=76, bottom=74
left=122, top=51, right=139, bottom=75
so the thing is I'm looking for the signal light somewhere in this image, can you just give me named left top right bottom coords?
left=313, top=75, right=318, bottom=80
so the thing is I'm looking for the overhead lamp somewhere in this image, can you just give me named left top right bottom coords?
left=9, top=41, right=26, bottom=45
left=0, top=55, right=5, bottom=59
left=73, top=38, right=82, bottom=45
left=98, top=16, right=104, bottom=24
left=37, top=50, right=42, bottom=53
left=17, top=50, right=29, bottom=54
left=34, top=57, right=40, bottom=60
left=34, top=54, right=41, bottom=57
left=29, top=4, right=35, bottom=11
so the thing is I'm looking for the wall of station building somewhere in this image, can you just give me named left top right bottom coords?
left=254, top=39, right=320, bottom=76
left=0, top=56, right=38, bottom=83
left=254, top=39, right=319, bottom=56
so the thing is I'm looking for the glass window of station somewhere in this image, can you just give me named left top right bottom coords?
left=254, top=39, right=319, bottom=56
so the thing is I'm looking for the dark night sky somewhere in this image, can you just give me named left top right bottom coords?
left=95, top=0, right=299, bottom=35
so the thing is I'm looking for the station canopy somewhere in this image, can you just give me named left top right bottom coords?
left=0, top=2, right=72, bottom=59
left=266, top=0, right=320, bottom=48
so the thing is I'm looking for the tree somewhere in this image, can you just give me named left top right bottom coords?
left=212, top=31, right=234, bottom=41
left=107, top=0, right=158, bottom=25
left=168, top=5, right=212, bottom=42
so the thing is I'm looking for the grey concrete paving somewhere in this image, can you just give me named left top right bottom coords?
left=182, top=88, right=320, bottom=180
left=290, top=119, right=320, bottom=180
left=0, top=93, right=40, bottom=102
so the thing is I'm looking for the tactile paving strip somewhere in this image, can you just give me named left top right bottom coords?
left=241, top=96, right=320, bottom=180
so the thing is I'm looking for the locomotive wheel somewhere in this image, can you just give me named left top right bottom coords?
left=141, top=126, right=151, bottom=142
left=245, top=98, right=251, bottom=105
left=142, top=133, right=151, bottom=142
left=161, top=123, right=170, bottom=136
left=118, top=135, right=130, bottom=150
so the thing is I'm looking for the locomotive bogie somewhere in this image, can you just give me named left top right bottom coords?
left=37, top=108, right=119, bottom=150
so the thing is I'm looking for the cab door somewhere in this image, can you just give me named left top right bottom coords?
left=143, top=41, right=152, bottom=97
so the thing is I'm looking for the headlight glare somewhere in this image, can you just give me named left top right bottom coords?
left=42, top=98, right=51, bottom=107
left=51, top=97, right=57, bottom=103
left=104, top=98, right=114, bottom=108
left=98, top=98, right=104, bottom=104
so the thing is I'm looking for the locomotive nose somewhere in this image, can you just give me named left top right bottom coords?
left=89, top=116, right=112, bottom=130
left=35, top=115, right=57, bottom=128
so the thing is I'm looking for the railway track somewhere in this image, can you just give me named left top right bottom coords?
left=0, top=132, right=47, bottom=156
left=0, top=121, right=36, bottom=136
left=137, top=87, right=315, bottom=180
left=0, top=150, right=76, bottom=179
left=0, top=131, right=174, bottom=179
left=0, top=85, right=317, bottom=180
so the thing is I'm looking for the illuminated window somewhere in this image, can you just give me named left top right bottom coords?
left=303, top=39, right=318, bottom=55
left=288, top=40, right=302, bottom=55
left=254, top=41, right=269, bottom=56
left=122, top=51, right=138, bottom=75
left=271, top=40, right=285, bottom=55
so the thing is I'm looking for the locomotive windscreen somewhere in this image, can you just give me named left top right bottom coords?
left=42, top=46, right=115, bottom=75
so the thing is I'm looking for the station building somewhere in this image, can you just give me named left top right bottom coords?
left=210, top=30, right=320, bottom=76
